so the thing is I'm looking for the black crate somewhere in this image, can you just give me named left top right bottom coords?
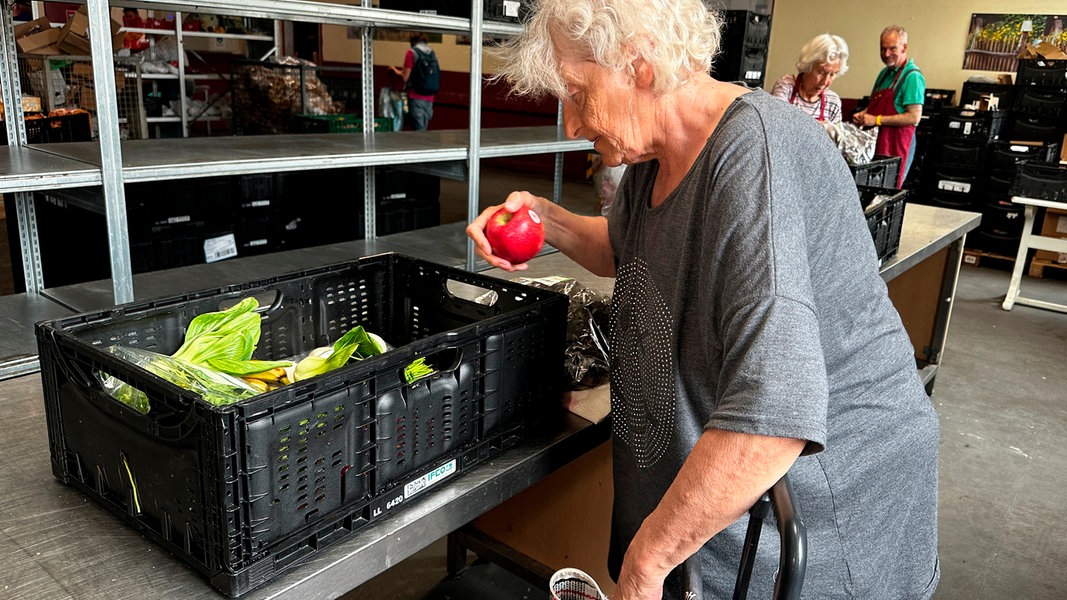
left=968, top=229, right=1021, bottom=256
left=850, top=155, right=901, bottom=189
left=1011, top=86, right=1067, bottom=119
left=859, top=186, right=907, bottom=262
left=924, top=88, right=955, bottom=108
left=929, top=138, right=987, bottom=170
left=721, top=10, right=772, bottom=47
left=1006, top=113, right=1064, bottom=142
left=1016, top=58, right=1067, bottom=88
left=36, top=253, right=568, bottom=598
left=1010, top=161, right=1067, bottom=202
left=978, top=199, right=1027, bottom=238
left=959, top=81, right=1015, bottom=108
left=987, top=140, right=1061, bottom=175
left=937, top=107, right=1005, bottom=141
left=924, top=166, right=983, bottom=209
left=1, top=112, right=92, bottom=145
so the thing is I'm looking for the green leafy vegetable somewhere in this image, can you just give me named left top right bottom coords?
left=292, top=326, right=385, bottom=382
left=404, top=357, right=436, bottom=383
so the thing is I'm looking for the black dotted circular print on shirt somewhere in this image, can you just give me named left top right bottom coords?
left=609, top=258, right=676, bottom=469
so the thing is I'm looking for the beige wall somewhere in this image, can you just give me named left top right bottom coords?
left=766, top=0, right=1067, bottom=100
left=320, top=1, right=1065, bottom=101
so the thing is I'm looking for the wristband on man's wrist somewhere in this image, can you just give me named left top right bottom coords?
left=876, top=115, right=882, bottom=126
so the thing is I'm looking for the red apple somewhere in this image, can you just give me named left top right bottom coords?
left=485, top=206, right=545, bottom=263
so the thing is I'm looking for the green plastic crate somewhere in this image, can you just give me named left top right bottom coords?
left=294, top=114, right=392, bottom=134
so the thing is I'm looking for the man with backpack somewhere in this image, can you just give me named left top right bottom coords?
left=391, top=33, right=439, bottom=130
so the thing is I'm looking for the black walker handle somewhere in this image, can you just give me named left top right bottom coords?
left=733, top=474, right=807, bottom=600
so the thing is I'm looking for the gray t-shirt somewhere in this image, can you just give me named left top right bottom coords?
left=606, top=89, right=940, bottom=599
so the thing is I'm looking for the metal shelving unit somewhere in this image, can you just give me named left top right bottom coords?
left=0, top=0, right=592, bottom=379
left=124, top=11, right=279, bottom=137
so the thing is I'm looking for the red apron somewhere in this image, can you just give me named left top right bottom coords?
left=789, top=74, right=826, bottom=121
left=868, top=65, right=916, bottom=188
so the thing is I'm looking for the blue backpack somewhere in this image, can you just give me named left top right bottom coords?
left=409, top=46, right=440, bottom=95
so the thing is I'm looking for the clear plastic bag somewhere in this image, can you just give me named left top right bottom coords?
left=98, top=345, right=261, bottom=413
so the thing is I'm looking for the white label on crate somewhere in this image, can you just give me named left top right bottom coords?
left=247, top=238, right=269, bottom=247
left=963, top=122, right=973, bottom=136
left=503, top=0, right=520, bottom=17
left=403, top=459, right=457, bottom=499
left=247, top=199, right=271, bottom=208
left=745, top=70, right=763, bottom=79
left=204, top=233, right=238, bottom=263
left=166, top=215, right=192, bottom=224
left=937, top=179, right=971, bottom=194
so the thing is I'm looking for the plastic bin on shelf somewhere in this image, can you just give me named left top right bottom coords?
left=859, top=186, right=908, bottom=263
left=35, top=253, right=568, bottom=598
left=293, top=113, right=392, bottom=134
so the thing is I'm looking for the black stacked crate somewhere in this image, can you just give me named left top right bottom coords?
left=712, top=10, right=772, bottom=89
left=919, top=106, right=1004, bottom=211
left=963, top=58, right=1067, bottom=255
left=904, top=89, right=955, bottom=191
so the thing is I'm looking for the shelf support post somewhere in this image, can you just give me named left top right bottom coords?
left=466, top=0, right=486, bottom=272
left=361, top=4, right=377, bottom=240
left=87, top=0, right=134, bottom=303
left=0, top=4, right=47, bottom=294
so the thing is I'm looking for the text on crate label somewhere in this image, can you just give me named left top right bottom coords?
left=404, top=459, right=457, bottom=499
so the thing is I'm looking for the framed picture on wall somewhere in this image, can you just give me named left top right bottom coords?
left=964, top=13, right=1067, bottom=71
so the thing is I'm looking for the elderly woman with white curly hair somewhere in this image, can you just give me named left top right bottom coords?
left=771, top=33, right=850, bottom=123
left=467, top=1, right=941, bottom=598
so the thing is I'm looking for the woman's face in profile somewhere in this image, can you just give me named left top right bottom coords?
left=553, top=35, right=642, bottom=166
left=802, top=59, right=841, bottom=97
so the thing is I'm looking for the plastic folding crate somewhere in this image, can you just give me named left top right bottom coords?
left=850, top=155, right=901, bottom=189
left=293, top=113, right=392, bottom=134
left=1011, top=86, right=1067, bottom=120
left=1005, top=113, right=1063, bottom=143
left=1016, top=59, right=1067, bottom=88
left=35, top=253, right=568, bottom=598
left=1009, top=161, right=1067, bottom=202
left=936, top=107, right=1005, bottom=141
left=859, top=186, right=907, bottom=263
left=923, top=88, right=955, bottom=108
left=987, top=140, right=1061, bottom=176
left=959, top=81, right=1014, bottom=109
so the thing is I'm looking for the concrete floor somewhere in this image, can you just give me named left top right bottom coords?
left=345, top=166, right=1067, bottom=600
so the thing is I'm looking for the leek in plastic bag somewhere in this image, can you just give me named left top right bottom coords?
left=99, top=346, right=261, bottom=411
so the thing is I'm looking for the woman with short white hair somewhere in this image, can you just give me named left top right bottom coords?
left=469, top=2, right=940, bottom=598
left=771, top=33, right=850, bottom=122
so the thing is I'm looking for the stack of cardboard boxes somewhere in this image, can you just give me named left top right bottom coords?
left=14, top=7, right=123, bottom=57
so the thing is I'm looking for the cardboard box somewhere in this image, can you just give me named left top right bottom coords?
left=15, top=17, right=64, bottom=55
left=1035, top=208, right=1067, bottom=264
left=1017, top=40, right=1067, bottom=60
left=56, top=6, right=123, bottom=54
